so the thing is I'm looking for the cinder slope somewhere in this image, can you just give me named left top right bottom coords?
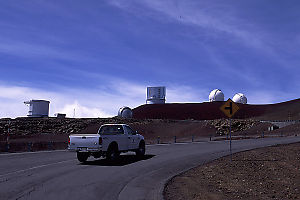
left=133, top=98, right=300, bottom=121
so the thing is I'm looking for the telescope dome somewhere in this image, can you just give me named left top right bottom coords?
left=209, top=89, right=224, bottom=102
left=233, top=93, right=247, bottom=104
left=118, top=106, right=133, bottom=118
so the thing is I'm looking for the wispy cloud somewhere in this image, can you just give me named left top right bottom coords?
left=109, top=1, right=260, bottom=45
left=109, top=0, right=298, bottom=69
left=0, top=38, right=99, bottom=65
left=0, top=0, right=299, bottom=115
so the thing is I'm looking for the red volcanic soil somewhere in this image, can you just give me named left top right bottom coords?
left=133, top=98, right=300, bottom=121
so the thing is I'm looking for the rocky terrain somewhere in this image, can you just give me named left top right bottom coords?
left=0, top=117, right=271, bottom=140
left=0, top=117, right=268, bottom=137
left=164, top=142, right=300, bottom=200
left=0, top=116, right=297, bottom=152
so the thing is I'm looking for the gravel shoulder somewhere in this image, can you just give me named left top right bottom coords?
left=164, top=142, right=300, bottom=200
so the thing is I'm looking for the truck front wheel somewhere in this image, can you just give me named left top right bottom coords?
left=77, top=152, right=89, bottom=163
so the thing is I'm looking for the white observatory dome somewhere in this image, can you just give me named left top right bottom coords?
left=209, top=89, right=224, bottom=102
left=232, top=93, right=247, bottom=104
left=118, top=106, right=133, bottom=118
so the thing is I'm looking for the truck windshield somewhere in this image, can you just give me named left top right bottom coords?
left=98, top=125, right=124, bottom=135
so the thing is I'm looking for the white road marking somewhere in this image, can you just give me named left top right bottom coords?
left=0, top=149, right=68, bottom=156
left=147, top=141, right=209, bottom=147
left=0, top=159, right=76, bottom=178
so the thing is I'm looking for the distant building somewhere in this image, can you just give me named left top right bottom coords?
left=54, top=113, right=66, bottom=119
left=24, top=100, right=50, bottom=117
left=146, top=86, right=166, bottom=104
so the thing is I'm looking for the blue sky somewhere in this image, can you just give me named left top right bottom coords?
left=0, top=0, right=300, bottom=118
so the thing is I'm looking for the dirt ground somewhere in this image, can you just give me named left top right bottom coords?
left=164, top=142, right=300, bottom=200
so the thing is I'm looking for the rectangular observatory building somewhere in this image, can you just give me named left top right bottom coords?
left=146, top=86, right=166, bottom=104
left=24, top=100, right=50, bottom=117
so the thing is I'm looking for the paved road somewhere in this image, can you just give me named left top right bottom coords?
left=0, top=136, right=300, bottom=200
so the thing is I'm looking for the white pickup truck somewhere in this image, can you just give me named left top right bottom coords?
left=68, top=124, right=146, bottom=162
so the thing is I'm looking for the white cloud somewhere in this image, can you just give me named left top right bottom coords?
left=0, top=82, right=139, bottom=118
left=0, top=79, right=210, bottom=119
left=0, top=77, right=295, bottom=119
left=57, top=101, right=108, bottom=118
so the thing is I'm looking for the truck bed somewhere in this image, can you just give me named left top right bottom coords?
left=68, top=134, right=101, bottom=152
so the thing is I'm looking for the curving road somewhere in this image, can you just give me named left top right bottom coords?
left=1, top=136, right=300, bottom=200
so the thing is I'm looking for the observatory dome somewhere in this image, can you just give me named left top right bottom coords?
left=232, top=93, right=247, bottom=104
left=209, top=89, right=224, bottom=102
left=118, top=106, right=133, bottom=118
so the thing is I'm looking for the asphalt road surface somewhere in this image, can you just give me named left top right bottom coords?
left=1, top=137, right=300, bottom=200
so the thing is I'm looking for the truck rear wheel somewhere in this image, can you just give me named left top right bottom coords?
left=77, top=152, right=89, bottom=163
left=136, top=141, right=145, bottom=158
left=106, top=145, right=119, bottom=161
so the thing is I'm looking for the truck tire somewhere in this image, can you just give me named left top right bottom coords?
left=77, top=152, right=89, bottom=163
left=136, top=141, right=145, bottom=158
left=106, top=144, right=120, bottom=161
